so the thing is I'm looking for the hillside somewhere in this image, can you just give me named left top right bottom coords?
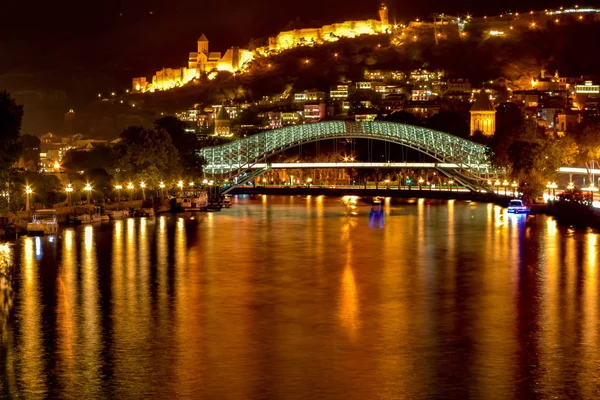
left=72, top=19, right=600, bottom=137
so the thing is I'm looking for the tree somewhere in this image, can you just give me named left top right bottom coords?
left=575, top=123, right=600, bottom=184
left=490, top=120, right=569, bottom=199
left=62, top=144, right=113, bottom=172
left=113, top=126, right=181, bottom=185
left=0, top=91, right=24, bottom=212
left=155, top=116, right=205, bottom=177
left=0, top=91, right=23, bottom=170
left=426, top=110, right=469, bottom=138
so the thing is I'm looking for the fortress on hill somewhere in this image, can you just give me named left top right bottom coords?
left=132, top=4, right=391, bottom=93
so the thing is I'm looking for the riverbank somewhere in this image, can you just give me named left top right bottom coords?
left=545, top=202, right=600, bottom=230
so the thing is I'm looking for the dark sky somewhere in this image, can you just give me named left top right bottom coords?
left=0, top=0, right=577, bottom=133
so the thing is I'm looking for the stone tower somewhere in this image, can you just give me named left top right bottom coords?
left=470, top=90, right=496, bottom=136
left=197, top=33, right=209, bottom=54
left=379, top=3, right=389, bottom=26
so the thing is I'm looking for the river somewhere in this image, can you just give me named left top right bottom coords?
left=1, top=195, right=599, bottom=399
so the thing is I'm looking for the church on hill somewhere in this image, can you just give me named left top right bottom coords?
left=470, top=90, right=496, bottom=136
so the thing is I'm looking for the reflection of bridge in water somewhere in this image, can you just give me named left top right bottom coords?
left=199, top=121, right=503, bottom=193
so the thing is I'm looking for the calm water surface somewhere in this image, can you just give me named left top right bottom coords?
left=1, top=195, right=600, bottom=399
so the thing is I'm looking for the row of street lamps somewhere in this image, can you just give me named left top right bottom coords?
left=24, top=179, right=217, bottom=211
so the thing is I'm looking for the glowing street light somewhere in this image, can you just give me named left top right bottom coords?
left=115, top=184, right=123, bottom=209
left=567, top=182, right=574, bottom=190
left=159, top=181, right=165, bottom=198
left=84, top=183, right=92, bottom=204
left=140, top=181, right=146, bottom=200
left=25, top=185, right=33, bottom=211
left=127, top=182, right=134, bottom=201
left=65, top=183, right=73, bottom=207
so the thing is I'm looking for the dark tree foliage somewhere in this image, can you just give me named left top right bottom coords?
left=426, top=110, right=469, bottom=138
left=62, top=144, right=113, bottom=171
left=113, top=126, right=181, bottom=184
left=155, top=116, right=205, bottom=177
left=0, top=91, right=24, bottom=170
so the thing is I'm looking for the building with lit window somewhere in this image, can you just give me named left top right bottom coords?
left=470, top=90, right=496, bottom=135
left=294, top=90, right=326, bottom=103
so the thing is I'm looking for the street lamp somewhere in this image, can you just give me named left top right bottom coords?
left=65, top=183, right=73, bottom=207
left=385, top=179, right=390, bottom=189
left=503, top=180, right=509, bottom=195
left=127, top=182, right=134, bottom=201
left=177, top=180, right=184, bottom=193
left=567, top=182, right=574, bottom=191
left=115, top=184, right=122, bottom=209
left=25, top=185, right=33, bottom=211
left=140, top=181, right=146, bottom=200
left=448, top=179, right=454, bottom=191
left=84, top=183, right=92, bottom=205
left=511, top=181, right=518, bottom=197
left=159, top=181, right=165, bottom=198
left=307, top=177, right=313, bottom=187
left=418, top=178, right=424, bottom=190
left=495, top=179, right=501, bottom=194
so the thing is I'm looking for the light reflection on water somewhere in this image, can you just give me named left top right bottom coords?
left=2, top=196, right=600, bottom=399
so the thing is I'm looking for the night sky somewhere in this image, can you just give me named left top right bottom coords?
left=0, top=0, right=577, bottom=133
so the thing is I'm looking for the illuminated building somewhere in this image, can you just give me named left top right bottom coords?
left=303, top=104, right=326, bottom=122
left=330, top=85, right=350, bottom=100
left=133, top=4, right=390, bottom=93
left=364, top=69, right=405, bottom=81
left=576, top=81, right=600, bottom=95
left=294, top=90, right=326, bottom=103
left=470, top=89, right=496, bottom=136
left=133, top=34, right=253, bottom=93
left=267, top=3, right=390, bottom=51
left=214, top=107, right=232, bottom=137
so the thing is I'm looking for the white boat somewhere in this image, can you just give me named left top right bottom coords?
left=27, top=210, right=58, bottom=235
left=105, top=210, right=126, bottom=220
left=180, top=197, right=207, bottom=211
left=371, top=197, right=383, bottom=213
left=508, top=199, right=529, bottom=214
left=73, top=214, right=92, bottom=224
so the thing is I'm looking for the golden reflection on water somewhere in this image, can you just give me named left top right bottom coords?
left=8, top=198, right=600, bottom=399
left=56, top=228, right=75, bottom=393
left=19, top=237, right=44, bottom=394
left=338, top=219, right=359, bottom=340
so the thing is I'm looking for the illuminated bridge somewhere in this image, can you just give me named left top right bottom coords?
left=199, top=121, right=503, bottom=192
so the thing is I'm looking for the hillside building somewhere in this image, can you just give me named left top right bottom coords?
left=470, top=90, right=496, bottom=136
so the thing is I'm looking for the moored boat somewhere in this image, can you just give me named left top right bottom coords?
left=27, top=210, right=58, bottom=235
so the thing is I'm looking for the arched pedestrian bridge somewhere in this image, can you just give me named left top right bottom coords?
left=199, top=121, right=503, bottom=191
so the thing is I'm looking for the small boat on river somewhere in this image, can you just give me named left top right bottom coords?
left=27, top=210, right=58, bottom=235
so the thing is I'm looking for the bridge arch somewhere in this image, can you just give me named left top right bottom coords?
left=199, top=121, right=501, bottom=185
